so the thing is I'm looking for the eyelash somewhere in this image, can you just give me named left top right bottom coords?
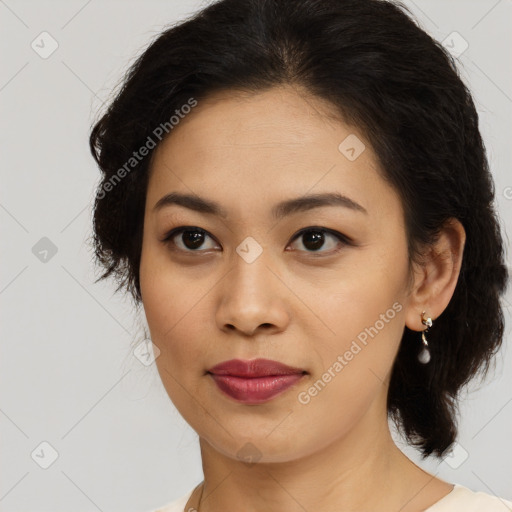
left=161, top=226, right=353, bottom=256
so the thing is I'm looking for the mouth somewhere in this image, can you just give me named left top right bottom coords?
left=207, top=357, right=307, bottom=378
left=207, top=358, right=308, bottom=404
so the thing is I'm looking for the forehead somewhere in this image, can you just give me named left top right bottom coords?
left=155, top=85, right=355, bottom=151
left=147, top=85, right=399, bottom=221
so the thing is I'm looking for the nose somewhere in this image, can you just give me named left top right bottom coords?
left=215, top=253, right=291, bottom=337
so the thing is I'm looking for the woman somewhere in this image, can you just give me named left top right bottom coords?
left=88, top=0, right=511, bottom=510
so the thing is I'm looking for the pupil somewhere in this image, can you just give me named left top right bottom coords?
left=303, top=231, right=324, bottom=251
left=183, top=230, right=204, bottom=249
left=180, top=230, right=326, bottom=251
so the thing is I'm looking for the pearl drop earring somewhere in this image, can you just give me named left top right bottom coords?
left=418, top=310, right=432, bottom=364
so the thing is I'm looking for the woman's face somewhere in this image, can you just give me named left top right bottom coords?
left=139, top=85, right=415, bottom=463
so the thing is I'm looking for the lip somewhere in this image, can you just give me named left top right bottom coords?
left=208, top=358, right=306, bottom=377
left=207, top=358, right=307, bottom=404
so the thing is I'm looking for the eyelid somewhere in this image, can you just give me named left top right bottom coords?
left=290, top=226, right=353, bottom=246
left=160, top=226, right=221, bottom=250
left=161, top=225, right=353, bottom=254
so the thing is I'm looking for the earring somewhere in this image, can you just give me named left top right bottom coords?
left=418, top=311, right=432, bottom=364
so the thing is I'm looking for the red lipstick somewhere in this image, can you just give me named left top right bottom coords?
left=207, top=358, right=307, bottom=404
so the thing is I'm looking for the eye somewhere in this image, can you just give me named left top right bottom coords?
left=161, top=225, right=351, bottom=255
left=161, top=226, right=219, bottom=252
left=288, top=227, right=351, bottom=255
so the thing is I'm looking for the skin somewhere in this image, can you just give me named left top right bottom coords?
left=139, top=84, right=466, bottom=512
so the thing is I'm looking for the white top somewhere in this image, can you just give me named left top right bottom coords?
left=147, top=483, right=512, bottom=512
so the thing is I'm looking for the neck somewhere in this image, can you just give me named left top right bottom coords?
left=192, top=396, right=434, bottom=512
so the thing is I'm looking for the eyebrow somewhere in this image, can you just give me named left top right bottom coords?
left=153, top=191, right=368, bottom=219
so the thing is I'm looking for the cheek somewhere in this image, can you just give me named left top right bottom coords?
left=308, top=295, right=404, bottom=395
left=298, top=248, right=407, bottom=395
left=296, top=253, right=405, bottom=348
left=140, top=244, right=197, bottom=357
left=140, top=257, right=211, bottom=416
left=140, top=239, right=192, bottom=321
left=294, top=301, right=405, bottom=444
left=141, top=277, right=207, bottom=360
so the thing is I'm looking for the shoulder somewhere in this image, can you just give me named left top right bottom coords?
left=143, top=487, right=196, bottom=512
left=143, top=483, right=512, bottom=512
left=426, top=483, right=512, bottom=511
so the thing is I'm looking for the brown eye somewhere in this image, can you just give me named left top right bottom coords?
left=161, top=225, right=351, bottom=256
left=289, top=227, right=351, bottom=255
left=162, top=227, right=219, bottom=252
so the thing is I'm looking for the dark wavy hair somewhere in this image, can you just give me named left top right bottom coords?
left=88, top=0, right=509, bottom=458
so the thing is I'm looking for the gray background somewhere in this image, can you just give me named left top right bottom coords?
left=1, top=0, right=511, bottom=510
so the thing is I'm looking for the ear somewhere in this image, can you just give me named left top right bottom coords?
left=404, top=218, right=466, bottom=331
